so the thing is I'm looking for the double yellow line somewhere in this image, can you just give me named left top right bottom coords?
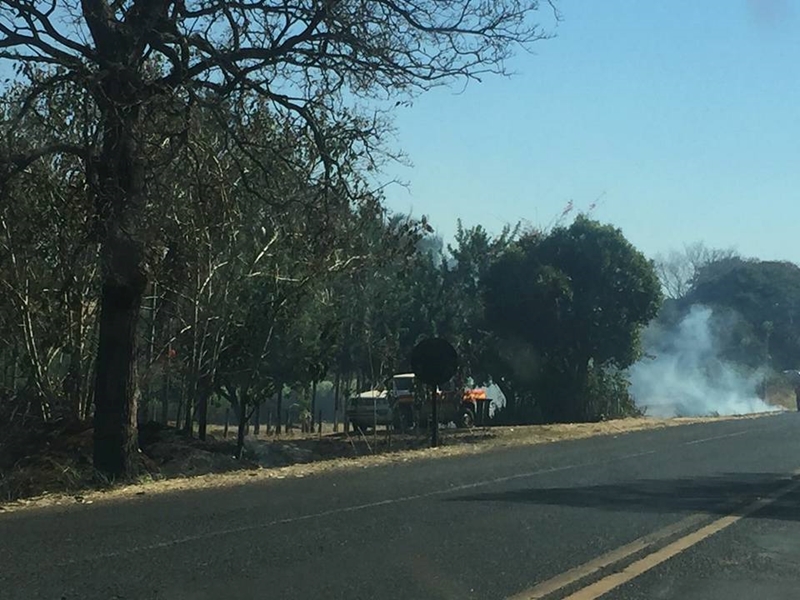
left=508, top=469, right=800, bottom=600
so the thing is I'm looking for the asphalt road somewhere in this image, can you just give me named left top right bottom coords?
left=2, top=414, right=800, bottom=600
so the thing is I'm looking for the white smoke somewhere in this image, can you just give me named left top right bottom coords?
left=629, top=305, right=780, bottom=417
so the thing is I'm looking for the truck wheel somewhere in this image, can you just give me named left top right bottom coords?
left=460, top=407, right=475, bottom=428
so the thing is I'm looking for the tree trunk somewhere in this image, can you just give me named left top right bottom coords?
left=197, top=381, right=210, bottom=441
left=141, top=280, right=158, bottom=426
left=82, top=360, right=96, bottom=422
left=333, top=371, right=340, bottom=432
left=564, top=359, right=589, bottom=423
left=578, top=360, right=590, bottom=421
left=89, top=78, right=149, bottom=477
left=243, top=388, right=252, bottom=436
left=275, top=384, right=283, bottom=435
left=183, top=377, right=194, bottom=437
left=138, top=395, right=149, bottom=425
left=236, top=396, right=247, bottom=459
left=223, top=407, right=230, bottom=439
left=92, top=272, right=145, bottom=477
left=161, top=353, right=171, bottom=425
left=253, top=401, right=261, bottom=435
left=174, top=393, right=183, bottom=429
left=310, top=380, right=318, bottom=430
left=227, top=385, right=241, bottom=426
left=65, top=347, right=82, bottom=422
left=65, top=290, right=85, bottom=421
left=4, top=341, right=17, bottom=389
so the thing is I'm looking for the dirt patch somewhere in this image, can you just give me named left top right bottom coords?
left=0, top=413, right=774, bottom=514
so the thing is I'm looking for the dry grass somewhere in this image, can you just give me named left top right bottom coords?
left=0, top=412, right=774, bottom=515
left=767, top=387, right=797, bottom=412
left=202, top=421, right=362, bottom=440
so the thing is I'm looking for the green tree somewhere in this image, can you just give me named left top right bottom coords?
left=1, top=0, right=557, bottom=477
left=443, top=221, right=519, bottom=384
left=681, top=258, right=800, bottom=370
left=483, top=215, right=662, bottom=422
left=0, top=81, right=98, bottom=425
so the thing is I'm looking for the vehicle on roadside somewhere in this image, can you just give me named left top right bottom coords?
left=346, top=390, right=393, bottom=432
left=345, top=374, right=492, bottom=434
left=390, top=373, right=416, bottom=431
left=388, top=373, right=491, bottom=430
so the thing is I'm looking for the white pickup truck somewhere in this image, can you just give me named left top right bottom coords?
left=345, top=390, right=393, bottom=432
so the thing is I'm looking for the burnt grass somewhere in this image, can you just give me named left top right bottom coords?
left=0, top=420, right=498, bottom=504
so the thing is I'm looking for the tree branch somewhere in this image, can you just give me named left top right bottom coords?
left=0, top=144, right=89, bottom=181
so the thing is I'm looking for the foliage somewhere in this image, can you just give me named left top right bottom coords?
left=678, top=258, right=800, bottom=370
left=6, top=5, right=761, bottom=463
left=0, top=0, right=557, bottom=476
left=0, top=82, right=98, bottom=425
left=483, top=215, right=663, bottom=422
left=584, top=364, right=643, bottom=421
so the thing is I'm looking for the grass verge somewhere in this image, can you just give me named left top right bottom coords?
left=0, top=413, right=775, bottom=514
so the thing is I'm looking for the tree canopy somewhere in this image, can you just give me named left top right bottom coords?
left=678, top=258, right=800, bottom=370
left=483, top=215, right=662, bottom=421
left=0, top=0, right=558, bottom=476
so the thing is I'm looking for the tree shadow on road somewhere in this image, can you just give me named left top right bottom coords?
left=448, top=472, right=800, bottom=521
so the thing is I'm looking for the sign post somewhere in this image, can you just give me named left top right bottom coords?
left=410, top=338, right=458, bottom=448
left=429, top=382, right=438, bottom=447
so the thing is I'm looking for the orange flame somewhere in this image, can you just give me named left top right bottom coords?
left=463, top=389, right=487, bottom=401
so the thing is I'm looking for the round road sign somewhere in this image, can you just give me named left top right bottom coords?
left=410, top=338, right=458, bottom=386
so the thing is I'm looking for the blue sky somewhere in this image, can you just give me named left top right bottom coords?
left=382, top=0, right=800, bottom=261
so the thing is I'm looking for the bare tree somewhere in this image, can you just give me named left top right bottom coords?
left=654, top=242, right=739, bottom=300
left=0, top=0, right=557, bottom=476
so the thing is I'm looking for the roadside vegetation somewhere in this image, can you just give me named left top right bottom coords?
left=1, top=1, right=797, bottom=505
left=3, top=415, right=759, bottom=510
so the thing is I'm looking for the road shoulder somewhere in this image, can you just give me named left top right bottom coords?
left=0, top=414, right=773, bottom=514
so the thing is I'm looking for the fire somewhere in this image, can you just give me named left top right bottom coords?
left=463, top=389, right=487, bottom=401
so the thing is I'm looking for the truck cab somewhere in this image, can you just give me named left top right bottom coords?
left=389, top=373, right=416, bottom=430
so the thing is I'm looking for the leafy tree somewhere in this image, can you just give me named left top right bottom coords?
left=443, top=221, right=519, bottom=384
left=327, top=212, right=427, bottom=389
left=0, top=0, right=557, bottom=476
left=0, top=82, right=98, bottom=424
left=321, top=218, right=518, bottom=426
left=681, top=258, right=800, bottom=370
left=483, top=215, right=662, bottom=422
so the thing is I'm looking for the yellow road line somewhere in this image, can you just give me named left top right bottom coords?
left=509, top=468, right=800, bottom=600
left=507, top=513, right=709, bottom=600
left=562, top=476, right=800, bottom=600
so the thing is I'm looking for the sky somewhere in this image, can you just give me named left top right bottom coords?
left=381, top=0, right=800, bottom=262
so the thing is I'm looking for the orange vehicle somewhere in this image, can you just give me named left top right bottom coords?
left=388, top=373, right=490, bottom=429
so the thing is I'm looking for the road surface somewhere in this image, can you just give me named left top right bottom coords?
left=2, top=414, right=800, bottom=599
